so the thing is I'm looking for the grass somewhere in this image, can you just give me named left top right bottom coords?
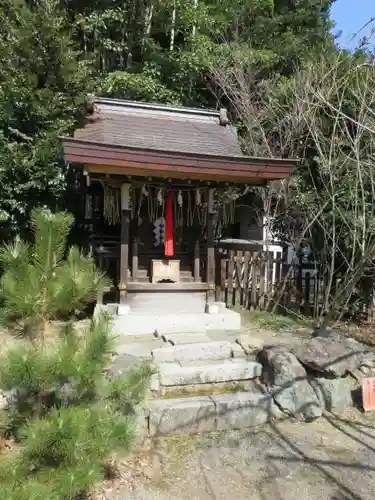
left=0, top=319, right=91, bottom=355
left=240, top=309, right=314, bottom=332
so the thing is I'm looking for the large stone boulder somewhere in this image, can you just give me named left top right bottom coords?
left=313, top=326, right=375, bottom=368
left=294, top=330, right=375, bottom=377
left=309, top=376, right=358, bottom=411
left=259, top=347, right=322, bottom=421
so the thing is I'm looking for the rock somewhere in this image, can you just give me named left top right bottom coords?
left=259, top=347, right=322, bottom=421
left=158, top=360, right=262, bottom=386
left=312, top=326, right=341, bottom=340
left=236, top=335, right=264, bottom=354
left=310, top=376, right=358, bottom=411
left=213, top=391, right=282, bottom=431
left=1, top=388, right=29, bottom=410
left=152, top=341, right=233, bottom=363
left=148, top=396, right=216, bottom=436
left=313, top=326, right=375, bottom=369
left=294, top=337, right=366, bottom=377
left=0, top=391, right=8, bottom=411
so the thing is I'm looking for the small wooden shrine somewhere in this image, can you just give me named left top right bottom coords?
left=62, top=98, right=297, bottom=308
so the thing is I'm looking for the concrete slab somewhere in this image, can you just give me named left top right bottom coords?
left=148, top=396, right=216, bottom=436
left=212, top=391, right=281, bottom=431
left=162, top=333, right=212, bottom=345
left=113, top=333, right=159, bottom=345
left=111, top=310, right=241, bottom=336
left=127, top=292, right=206, bottom=314
left=231, top=343, right=247, bottom=358
left=205, top=303, right=220, bottom=315
left=206, top=330, right=240, bottom=342
left=114, top=340, right=165, bottom=360
left=159, top=360, right=262, bottom=386
left=118, top=304, right=131, bottom=315
left=178, top=359, right=234, bottom=367
left=236, top=335, right=264, bottom=354
left=150, top=374, right=160, bottom=392
left=152, top=341, right=233, bottom=363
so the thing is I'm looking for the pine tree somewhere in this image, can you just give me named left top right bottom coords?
left=0, top=315, right=153, bottom=499
left=0, top=208, right=110, bottom=339
left=0, top=209, right=153, bottom=498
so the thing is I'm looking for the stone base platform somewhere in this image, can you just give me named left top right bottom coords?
left=104, top=309, right=241, bottom=336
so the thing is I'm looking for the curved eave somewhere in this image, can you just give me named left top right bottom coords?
left=62, top=138, right=297, bottom=183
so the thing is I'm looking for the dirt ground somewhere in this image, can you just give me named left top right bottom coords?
left=94, top=408, right=375, bottom=500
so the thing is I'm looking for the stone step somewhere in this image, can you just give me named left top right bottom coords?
left=147, top=391, right=280, bottom=436
left=152, top=341, right=234, bottom=363
left=161, top=332, right=213, bottom=345
left=111, top=310, right=241, bottom=336
left=114, top=339, right=165, bottom=361
left=158, top=359, right=262, bottom=387
left=128, top=293, right=206, bottom=313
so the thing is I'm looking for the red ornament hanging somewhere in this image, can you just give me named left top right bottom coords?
left=164, top=191, right=174, bottom=257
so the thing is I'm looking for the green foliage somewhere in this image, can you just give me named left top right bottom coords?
left=101, top=71, right=181, bottom=104
left=0, top=0, right=93, bottom=232
left=107, top=362, right=155, bottom=413
left=0, top=313, right=153, bottom=499
left=0, top=0, right=338, bottom=231
left=0, top=208, right=110, bottom=336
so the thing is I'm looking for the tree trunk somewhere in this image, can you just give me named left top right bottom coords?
left=192, top=0, right=198, bottom=38
left=170, top=3, right=176, bottom=51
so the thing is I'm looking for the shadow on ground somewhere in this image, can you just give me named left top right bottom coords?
left=112, top=340, right=375, bottom=500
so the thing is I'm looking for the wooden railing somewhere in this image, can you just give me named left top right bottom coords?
left=216, top=247, right=318, bottom=315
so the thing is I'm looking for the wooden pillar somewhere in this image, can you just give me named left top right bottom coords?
left=132, top=235, right=139, bottom=282
left=194, top=239, right=200, bottom=282
left=206, top=188, right=215, bottom=303
left=120, top=183, right=131, bottom=304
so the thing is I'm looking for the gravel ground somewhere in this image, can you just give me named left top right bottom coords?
left=97, top=408, right=375, bottom=500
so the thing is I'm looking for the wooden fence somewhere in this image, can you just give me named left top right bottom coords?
left=216, top=248, right=319, bottom=316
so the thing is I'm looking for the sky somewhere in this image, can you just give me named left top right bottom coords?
left=330, top=0, right=374, bottom=49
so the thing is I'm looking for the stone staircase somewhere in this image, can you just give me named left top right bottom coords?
left=109, top=329, right=280, bottom=438
left=107, top=297, right=242, bottom=335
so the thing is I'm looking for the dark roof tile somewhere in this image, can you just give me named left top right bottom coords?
left=73, top=99, right=243, bottom=157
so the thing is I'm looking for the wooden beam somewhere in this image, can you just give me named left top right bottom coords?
left=63, top=139, right=297, bottom=183
left=82, top=160, right=289, bottom=182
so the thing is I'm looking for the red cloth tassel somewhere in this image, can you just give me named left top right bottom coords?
left=164, top=191, right=174, bottom=257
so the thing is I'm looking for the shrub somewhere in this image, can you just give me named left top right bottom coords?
left=0, top=314, right=153, bottom=499
left=0, top=210, right=153, bottom=498
left=0, top=208, right=110, bottom=340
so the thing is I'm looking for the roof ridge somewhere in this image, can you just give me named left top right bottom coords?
left=94, top=97, right=224, bottom=119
